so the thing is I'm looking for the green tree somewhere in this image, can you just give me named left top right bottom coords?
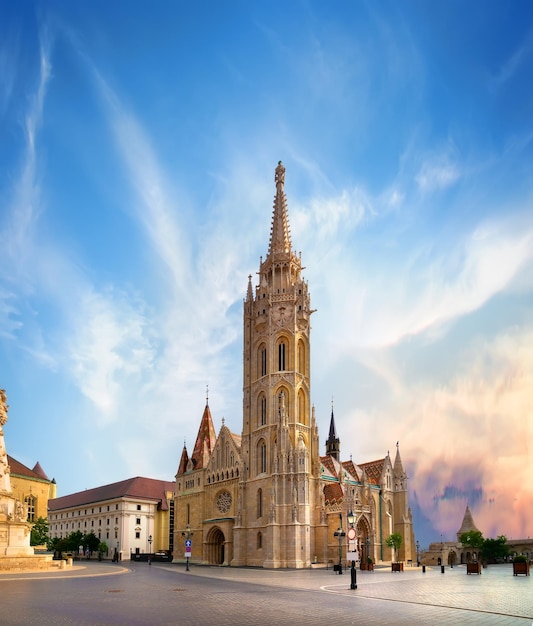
left=30, top=516, right=49, bottom=546
left=83, top=532, right=100, bottom=557
left=482, top=535, right=509, bottom=563
left=65, top=530, right=84, bottom=554
left=385, top=532, right=403, bottom=562
left=460, top=531, right=484, bottom=549
left=460, top=531, right=484, bottom=562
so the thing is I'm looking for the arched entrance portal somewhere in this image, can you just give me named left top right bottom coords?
left=206, top=527, right=225, bottom=565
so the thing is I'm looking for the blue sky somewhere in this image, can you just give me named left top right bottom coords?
left=1, top=0, right=532, bottom=548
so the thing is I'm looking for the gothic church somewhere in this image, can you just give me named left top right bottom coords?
left=174, top=162, right=415, bottom=568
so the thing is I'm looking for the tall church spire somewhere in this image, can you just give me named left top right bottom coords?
left=325, top=400, right=340, bottom=461
left=267, top=161, right=292, bottom=259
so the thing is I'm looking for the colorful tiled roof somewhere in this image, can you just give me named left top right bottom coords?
left=191, top=404, right=217, bottom=470
left=48, top=477, right=175, bottom=512
left=323, top=482, right=344, bottom=505
left=341, top=460, right=360, bottom=482
left=320, top=455, right=338, bottom=477
left=358, top=458, right=385, bottom=485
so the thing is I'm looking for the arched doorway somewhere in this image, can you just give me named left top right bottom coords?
left=448, top=551, right=457, bottom=566
left=356, top=517, right=372, bottom=569
left=206, top=527, right=225, bottom=565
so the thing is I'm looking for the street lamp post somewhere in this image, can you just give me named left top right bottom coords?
left=148, top=535, right=152, bottom=565
left=181, top=525, right=193, bottom=571
left=347, top=510, right=357, bottom=590
left=416, top=540, right=420, bottom=567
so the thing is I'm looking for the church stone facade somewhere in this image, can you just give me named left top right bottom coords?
left=174, top=163, right=415, bottom=568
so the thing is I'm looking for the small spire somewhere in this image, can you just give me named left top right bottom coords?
left=268, top=161, right=292, bottom=258
left=246, top=274, right=253, bottom=301
left=206, top=384, right=209, bottom=405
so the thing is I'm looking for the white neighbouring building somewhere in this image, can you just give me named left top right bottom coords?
left=48, top=477, right=174, bottom=559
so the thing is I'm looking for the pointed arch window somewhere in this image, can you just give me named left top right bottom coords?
left=298, top=389, right=306, bottom=425
left=258, top=344, right=267, bottom=377
left=278, top=340, right=286, bottom=371
left=259, top=393, right=267, bottom=426
left=257, top=488, right=263, bottom=518
left=25, top=494, right=36, bottom=522
left=258, top=439, right=267, bottom=474
left=298, top=340, right=306, bottom=375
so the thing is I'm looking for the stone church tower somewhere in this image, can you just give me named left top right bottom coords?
left=174, top=163, right=415, bottom=569
left=233, top=161, right=321, bottom=567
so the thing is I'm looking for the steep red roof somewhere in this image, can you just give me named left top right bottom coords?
left=7, top=455, right=50, bottom=482
left=358, top=459, right=385, bottom=485
left=176, top=446, right=189, bottom=477
left=341, top=460, right=360, bottom=481
left=191, top=403, right=216, bottom=470
left=48, top=477, right=174, bottom=512
left=32, top=461, right=49, bottom=480
left=320, top=455, right=338, bottom=477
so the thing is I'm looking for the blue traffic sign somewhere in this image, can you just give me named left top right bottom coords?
left=185, top=539, right=192, bottom=548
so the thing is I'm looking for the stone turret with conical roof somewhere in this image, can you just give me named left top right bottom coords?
left=456, top=504, right=480, bottom=541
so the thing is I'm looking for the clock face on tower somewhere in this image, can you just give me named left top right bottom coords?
left=216, top=490, right=232, bottom=514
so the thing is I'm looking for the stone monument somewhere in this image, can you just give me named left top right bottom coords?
left=0, top=388, right=34, bottom=559
left=0, top=389, right=60, bottom=570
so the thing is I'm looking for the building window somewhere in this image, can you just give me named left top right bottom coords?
left=257, top=532, right=262, bottom=549
left=137, top=505, right=141, bottom=511
left=258, top=440, right=267, bottom=474
left=259, top=345, right=267, bottom=376
left=298, top=340, right=305, bottom=375
left=136, top=518, right=141, bottom=525
left=278, top=341, right=286, bottom=371
left=257, top=488, right=263, bottom=518
left=259, top=393, right=267, bottom=426
left=135, top=532, right=140, bottom=539
left=25, top=495, right=36, bottom=522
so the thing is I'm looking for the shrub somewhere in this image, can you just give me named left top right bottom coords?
left=513, top=554, right=527, bottom=563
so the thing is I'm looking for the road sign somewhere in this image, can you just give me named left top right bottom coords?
left=347, top=528, right=356, bottom=541
left=185, top=539, right=192, bottom=548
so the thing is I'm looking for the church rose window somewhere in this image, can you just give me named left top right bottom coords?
left=216, top=490, right=232, bottom=514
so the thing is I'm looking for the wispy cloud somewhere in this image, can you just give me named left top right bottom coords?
left=415, top=152, right=461, bottom=193
left=0, top=28, right=52, bottom=336
left=488, top=32, right=533, bottom=91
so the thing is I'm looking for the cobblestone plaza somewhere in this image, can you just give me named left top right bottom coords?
left=1, top=561, right=531, bottom=624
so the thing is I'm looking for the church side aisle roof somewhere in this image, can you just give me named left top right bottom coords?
left=358, top=458, right=386, bottom=485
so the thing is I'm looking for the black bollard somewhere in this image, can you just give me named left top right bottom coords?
left=350, top=560, right=357, bottom=590
left=441, top=565, right=445, bottom=573
left=422, top=565, right=426, bottom=573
